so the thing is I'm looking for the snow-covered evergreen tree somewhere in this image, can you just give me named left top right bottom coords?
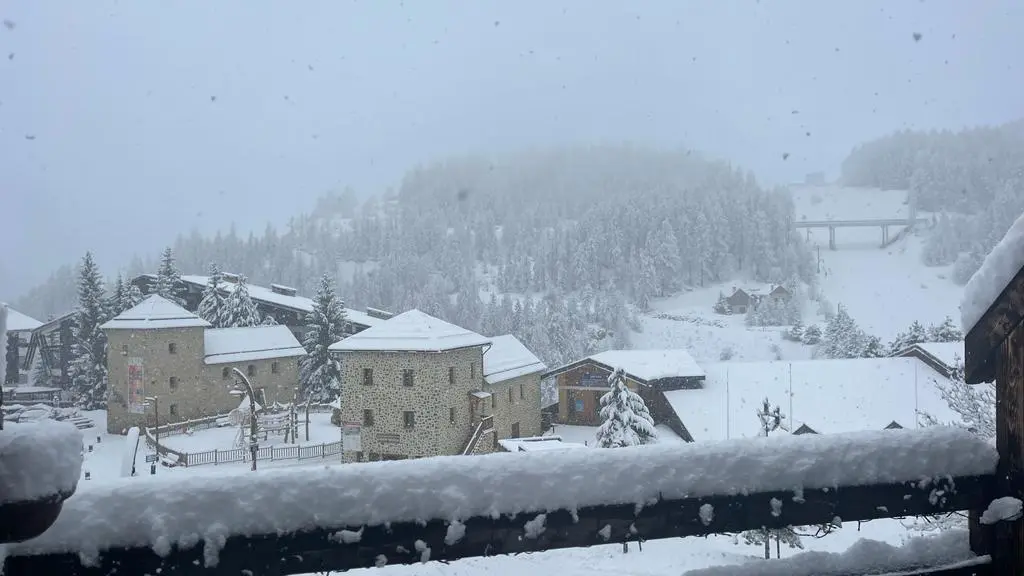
left=155, top=247, right=185, bottom=305
left=888, top=320, right=930, bottom=354
left=820, top=305, right=866, bottom=358
left=713, top=293, right=731, bottom=315
left=121, top=276, right=144, bottom=312
left=222, top=275, right=264, bottom=328
left=785, top=320, right=805, bottom=342
left=31, top=356, right=53, bottom=388
left=4, top=330, right=17, bottom=385
left=197, top=264, right=229, bottom=327
left=300, top=275, right=347, bottom=402
left=800, top=324, right=821, bottom=345
left=68, top=252, right=109, bottom=409
left=595, top=367, right=657, bottom=448
left=928, top=316, right=963, bottom=343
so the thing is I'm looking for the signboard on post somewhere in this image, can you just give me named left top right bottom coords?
left=127, top=358, right=146, bottom=414
left=145, top=454, right=159, bottom=463
left=342, top=423, right=361, bottom=452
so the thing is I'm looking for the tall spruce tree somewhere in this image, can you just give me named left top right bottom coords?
left=222, top=275, right=263, bottom=328
left=300, top=274, right=347, bottom=402
left=68, top=252, right=109, bottom=409
left=595, top=367, right=657, bottom=448
left=155, top=247, right=185, bottom=305
left=197, top=263, right=229, bottom=327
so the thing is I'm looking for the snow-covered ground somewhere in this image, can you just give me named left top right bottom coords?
left=634, top=186, right=961, bottom=354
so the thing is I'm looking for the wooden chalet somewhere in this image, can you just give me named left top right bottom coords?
left=963, top=243, right=1024, bottom=571
left=724, top=284, right=790, bottom=314
left=23, top=311, right=76, bottom=390
left=543, top=349, right=704, bottom=441
left=131, top=273, right=392, bottom=340
left=3, top=307, right=42, bottom=385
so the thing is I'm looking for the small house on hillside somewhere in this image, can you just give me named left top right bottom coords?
left=101, top=295, right=307, bottom=434
left=893, top=341, right=964, bottom=378
left=543, top=349, right=704, bottom=439
left=723, top=284, right=791, bottom=314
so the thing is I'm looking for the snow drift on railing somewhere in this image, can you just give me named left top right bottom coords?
left=7, top=426, right=996, bottom=565
left=0, top=420, right=83, bottom=504
left=682, top=529, right=985, bottom=576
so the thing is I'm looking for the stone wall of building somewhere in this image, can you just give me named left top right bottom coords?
left=105, top=327, right=206, bottom=434
left=201, top=356, right=301, bottom=409
left=106, top=326, right=302, bottom=435
left=488, top=372, right=543, bottom=440
left=339, top=347, right=485, bottom=462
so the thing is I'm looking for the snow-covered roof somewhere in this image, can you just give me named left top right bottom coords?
left=895, top=342, right=964, bottom=372
left=664, top=358, right=957, bottom=442
left=962, top=210, right=1024, bottom=332
left=483, top=334, right=546, bottom=385
left=586, top=349, right=705, bottom=382
left=5, top=307, right=42, bottom=333
left=329, top=309, right=490, bottom=353
left=204, top=325, right=307, bottom=365
left=100, top=295, right=211, bottom=330
left=178, top=275, right=384, bottom=329
left=498, top=436, right=586, bottom=452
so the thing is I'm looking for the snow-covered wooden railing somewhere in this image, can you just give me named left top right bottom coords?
left=2, top=426, right=999, bottom=575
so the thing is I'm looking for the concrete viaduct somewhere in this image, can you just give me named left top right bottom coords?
left=794, top=217, right=931, bottom=250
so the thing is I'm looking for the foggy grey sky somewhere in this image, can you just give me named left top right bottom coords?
left=2, top=0, right=1022, bottom=298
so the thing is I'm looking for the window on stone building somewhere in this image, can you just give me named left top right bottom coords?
left=363, top=368, right=373, bottom=386
left=508, top=387, right=513, bottom=404
left=271, top=362, right=279, bottom=374
left=470, top=362, right=475, bottom=379
left=491, top=393, right=497, bottom=409
left=168, top=343, right=177, bottom=354
left=511, top=422, right=520, bottom=438
left=402, top=369, right=414, bottom=387
left=449, top=407, right=456, bottom=425
left=492, top=432, right=498, bottom=450
left=403, top=411, right=415, bottom=429
left=363, top=409, right=374, bottom=426
left=121, top=343, right=128, bottom=356
left=520, top=383, right=524, bottom=399
left=448, top=367, right=455, bottom=384
left=247, top=364, right=256, bottom=377
left=169, top=404, right=178, bottom=417
left=222, top=366, right=230, bottom=380
left=168, top=376, right=178, bottom=390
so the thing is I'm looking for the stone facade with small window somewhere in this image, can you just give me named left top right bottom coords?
left=487, top=372, right=543, bottom=440
left=103, top=295, right=306, bottom=434
left=338, top=347, right=487, bottom=462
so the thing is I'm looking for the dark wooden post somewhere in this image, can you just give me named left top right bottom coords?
left=964, top=263, right=1024, bottom=572
left=993, top=325, right=1024, bottom=571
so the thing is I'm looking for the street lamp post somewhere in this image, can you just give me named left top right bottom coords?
left=229, top=367, right=259, bottom=472
left=144, top=396, right=159, bottom=450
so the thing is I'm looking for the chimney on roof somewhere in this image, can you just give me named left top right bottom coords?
left=270, top=283, right=298, bottom=297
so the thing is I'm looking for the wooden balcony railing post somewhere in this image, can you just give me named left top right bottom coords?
left=990, top=325, right=1024, bottom=572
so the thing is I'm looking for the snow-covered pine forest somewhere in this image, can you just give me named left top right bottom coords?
left=841, top=120, right=1024, bottom=283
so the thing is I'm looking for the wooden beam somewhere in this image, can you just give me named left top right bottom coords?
left=990, top=325, right=1024, bottom=572
left=5, top=474, right=993, bottom=576
left=965, top=265, right=1024, bottom=384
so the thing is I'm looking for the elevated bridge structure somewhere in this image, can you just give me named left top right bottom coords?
left=794, top=217, right=931, bottom=249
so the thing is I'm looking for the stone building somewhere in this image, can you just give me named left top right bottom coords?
left=102, top=295, right=306, bottom=434
left=329, top=309, right=545, bottom=462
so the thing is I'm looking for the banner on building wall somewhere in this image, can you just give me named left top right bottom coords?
left=342, top=423, right=362, bottom=452
left=127, top=357, right=146, bottom=414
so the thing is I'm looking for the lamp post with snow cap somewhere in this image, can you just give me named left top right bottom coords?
left=144, top=396, right=159, bottom=450
left=229, top=367, right=260, bottom=471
